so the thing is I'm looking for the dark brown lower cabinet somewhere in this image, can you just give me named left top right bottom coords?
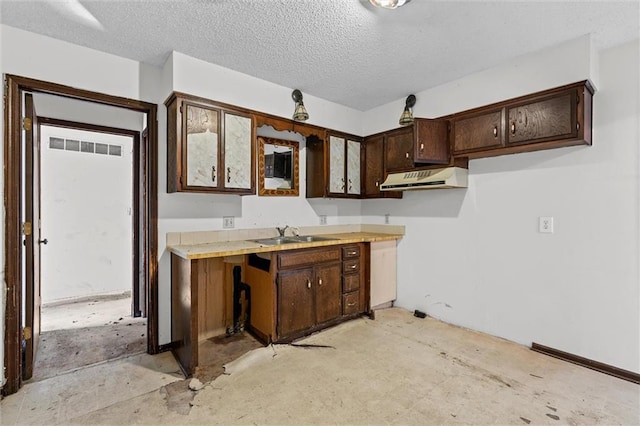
left=277, top=263, right=341, bottom=338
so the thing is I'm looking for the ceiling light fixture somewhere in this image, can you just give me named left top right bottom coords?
left=292, top=89, right=309, bottom=122
left=399, top=94, right=416, bottom=126
left=369, top=0, right=411, bottom=9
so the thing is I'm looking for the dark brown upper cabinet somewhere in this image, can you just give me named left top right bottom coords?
left=385, top=126, right=414, bottom=172
left=413, top=118, right=450, bottom=164
left=166, top=92, right=256, bottom=194
left=363, top=134, right=402, bottom=199
left=306, top=131, right=363, bottom=198
left=451, top=81, right=593, bottom=159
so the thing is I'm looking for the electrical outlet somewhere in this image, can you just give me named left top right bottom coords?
left=319, top=215, right=327, bottom=225
left=385, top=214, right=390, bottom=224
left=539, top=216, right=554, bottom=233
left=223, top=216, right=235, bottom=229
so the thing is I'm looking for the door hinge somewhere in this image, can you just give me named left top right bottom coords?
left=22, top=117, right=32, bottom=131
left=23, top=326, right=32, bottom=340
left=23, top=221, right=32, bottom=236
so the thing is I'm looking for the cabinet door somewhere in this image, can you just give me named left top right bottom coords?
left=506, top=90, right=577, bottom=146
left=364, top=135, right=384, bottom=197
left=223, top=112, right=253, bottom=190
left=385, top=127, right=414, bottom=171
left=328, top=135, right=346, bottom=194
left=278, top=269, right=315, bottom=337
left=346, top=140, right=361, bottom=195
left=185, top=102, right=220, bottom=189
left=314, top=263, right=342, bottom=324
left=452, top=109, right=504, bottom=154
left=414, top=118, right=450, bottom=164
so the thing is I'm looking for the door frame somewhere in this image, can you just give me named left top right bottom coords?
left=2, top=74, right=159, bottom=396
left=37, top=117, right=143, bottom=317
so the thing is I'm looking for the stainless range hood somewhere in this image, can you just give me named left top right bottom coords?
left=380, top=167, right=468, bottom=191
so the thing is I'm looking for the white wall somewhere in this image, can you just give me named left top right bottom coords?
left=40, top=126, right=133, bottom=303
left=362, top=37, right=640, bottom=373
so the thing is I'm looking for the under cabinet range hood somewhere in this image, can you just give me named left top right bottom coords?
left=380, top=167, right=468, bottom=191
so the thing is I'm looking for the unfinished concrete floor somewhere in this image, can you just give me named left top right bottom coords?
left=30, top=293, right=146, bottom=381
left=2, top=308, right=638, bottom=425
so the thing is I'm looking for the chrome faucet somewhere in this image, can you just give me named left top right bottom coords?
left=276, top=225, right=289, bottom=237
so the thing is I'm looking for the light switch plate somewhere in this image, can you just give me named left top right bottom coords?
left=539, top=216, right=554, bottom=233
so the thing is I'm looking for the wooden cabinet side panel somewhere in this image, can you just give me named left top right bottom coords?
left=171, top=254, right=197, bottom=375
left=245, top=264, right=275, bottom=340
left=369, top=240, right=397, bottom=308
left=196, top=258, right=226, bottom=341
left=278, top=269, right=315, bottom=337
left=315, top=263, right=342, bottom=324
left=414, top=119, right=450, bottom=164
left=166, top=99, right=180, bottom=192
left=306, top=136, right=326, bottom=198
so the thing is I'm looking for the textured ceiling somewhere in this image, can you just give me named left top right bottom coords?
left=1, top=0, right=638, bottom=110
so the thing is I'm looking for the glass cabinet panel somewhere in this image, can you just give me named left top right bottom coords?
left=186, top=104, right=218, bottom=188
left=329, top=135, right=345, bottom=194
left=224, top=112, right=252, bottom=190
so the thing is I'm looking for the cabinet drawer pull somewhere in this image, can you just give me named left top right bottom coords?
left=493, top=126, right=498, bottom=137
left=350, top=264, right=357, bottom=269
left=318, top=278, right=323, bottom=286
left=211, top=165, right=216, bottom=182
left=307, top=279, right=311, bottom=289
left=348, top=179, right=352, bottom=191
left=347, top=302, right=356, bottom=307
left=510, top=122, right=516, bottom=135
left=227, top=167, right=231, bottom=183
left=347, top=251, right=356, bottom=256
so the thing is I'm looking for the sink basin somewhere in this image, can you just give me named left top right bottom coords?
left=286, top=235, right=337, bottom=243
left=251, top=235, right=338, bottom=245
left=251, top=237, right=299, bottom=246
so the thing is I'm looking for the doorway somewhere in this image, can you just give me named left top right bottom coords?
left=3, top=74, right=159, bottom=396
left=27, top=122, right=145, bottom=381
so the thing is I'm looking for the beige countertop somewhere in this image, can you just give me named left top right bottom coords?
left=168, top=231, right=403, bottom=260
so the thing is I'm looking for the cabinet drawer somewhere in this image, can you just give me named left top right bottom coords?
left=342, top=245, right=360, bottom=259
left=343, top=274, right=360, bottom=293
left=343, top=292, right=360, bottom=315
left=342, top=259, right=360, bottom=274
left=278, top=247, right=341, bottom=269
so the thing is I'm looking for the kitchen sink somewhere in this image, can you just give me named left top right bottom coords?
left=285, top=235, right=337, bottom=243
left=251, top=237, right=299, bottom=245
left=251, top=235, right=338, bottom=245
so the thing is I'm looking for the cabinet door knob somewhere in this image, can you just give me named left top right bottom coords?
left=227, top=167, right=231, bottom=183
left=307, top=279, right=311, bottom=289
left=348, top=179, right=352, bottom=191
left=375, top=181, right=379, bottom=187
left=420, top=143, right=424, bottom=151
left=405, top=152, right=409, bottom=159
left=318, top=278, right=323, bottom=286
left=493, top=126, right=498, bottom=137
left=211, top=165, right=216, bottom=182
left=576, top=122, right=580, bottom=131
left=511, top=122, right=516, bottom=135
